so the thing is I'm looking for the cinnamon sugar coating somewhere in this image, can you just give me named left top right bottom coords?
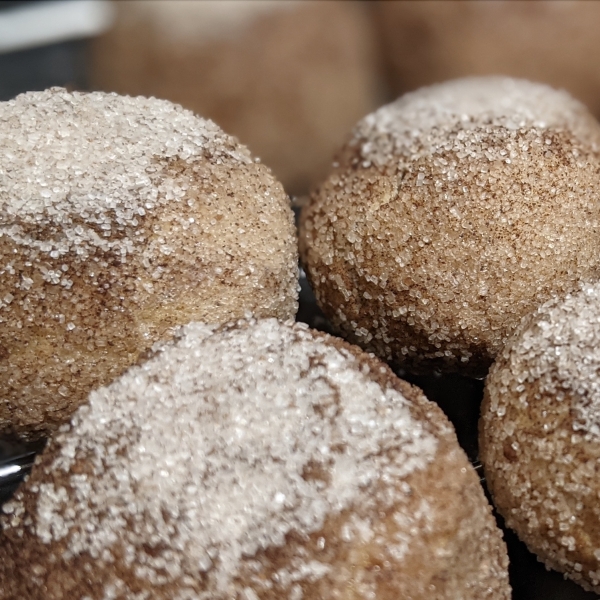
left=0, top=88, right=298, bottom=439
left=299, top=77, right=600, bottom=376
left=0, top=319, right=509, bottom=600
left=481, top=283, right=600, bottom=593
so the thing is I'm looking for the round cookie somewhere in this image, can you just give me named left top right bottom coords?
left=90, top=0, right=381, bottom=195
left=375, top=1, right=600, bottom=118
left=0, top=88, right=298, bottom=439
left=480, top=283, right=600, bottom=594
left=0, top=319, right=510, bottom=600
left=300, top=76, right=600, bottom=377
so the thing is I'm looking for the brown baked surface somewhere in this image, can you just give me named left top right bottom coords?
left=0, top=319, right=509, bottom=599
left=0, top=89, right=298, bottom=439
left=300, top=77, right=600, bottom=377
left=481, top=284, right=600, bottom=593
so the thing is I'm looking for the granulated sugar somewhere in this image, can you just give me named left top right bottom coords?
left=356, top=77, right=600, bottom=168
left=0, top=87, right=250, bottom=260
left=300, top=77, right=600, bottom=375
left=2, top=320, right=439, bottom=598
left=482, top=283, right=600, bottom=592
left=0, top=89, right=298, bottom=438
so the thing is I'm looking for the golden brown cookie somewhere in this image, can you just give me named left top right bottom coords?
left=0, top=319, right=510, bottom=599
left=0, top=88, right=297, bottom=439
left=481, top=283, right=600, bottom=594
left=300, top=77, right=600, bottom=377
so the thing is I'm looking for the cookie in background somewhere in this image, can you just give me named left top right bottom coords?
left=375, top=1, right=600, bottom=117
left=90, top=0, right=383, bottom=196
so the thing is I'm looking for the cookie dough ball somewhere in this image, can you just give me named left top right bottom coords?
left=0, top=88, right=298, bottom=439
left=375, top=1, right=600, bottom=117
left=90, top=0, right=381, bottom=195
left=300, top=77, right=600, bottom=377
left=480, top=284, right=600, bottom=594
left=0, top=319, right=510, bottom=600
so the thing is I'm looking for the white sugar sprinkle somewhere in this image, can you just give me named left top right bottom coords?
left=482, top=282, right=600, bottom=592
left=488, top=283, right=600, bottom=441
left=8, top=319, right=438, bottom=597
left=355, top=76, right=600, bottom=167
left=0, top=88, right=250, bottom=259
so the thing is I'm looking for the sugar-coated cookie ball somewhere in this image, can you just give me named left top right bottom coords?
left=481, top=284, right=600, bottom=594
left=300, top=77, right=600, bottom=376
left=90, top=0, right=381, bottom=195
left=0, top=319, right=510, bottom=600
left=0, top=88, right=298, bottom=439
